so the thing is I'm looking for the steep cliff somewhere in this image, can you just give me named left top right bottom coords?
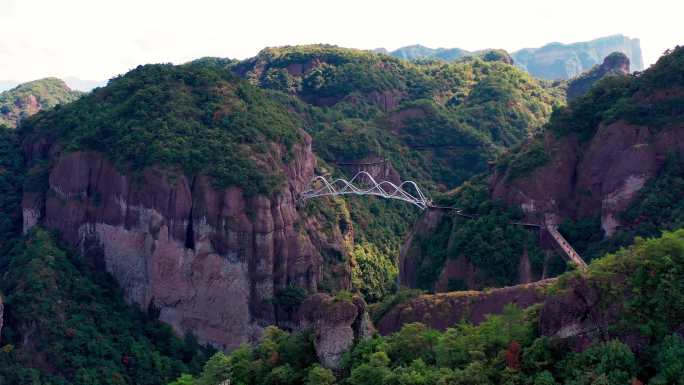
left=19, top=63, right=353, bottom=350
left=296, top=293, right=373, bottom=368
left=0, top=228, right=209, bottom=383
left=492, top=46, right=684, bottom=237
left=0, top=78, right=81, bottom=128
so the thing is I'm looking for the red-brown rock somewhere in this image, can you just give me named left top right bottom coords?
left=491, top=121, right=684, bottom=236
left=22, top=132, right=353, bottom=350
left=376, top=279, right=554, bottom=335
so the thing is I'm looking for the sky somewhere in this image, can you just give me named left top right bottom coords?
left=1, top=0, right=681, bottom=89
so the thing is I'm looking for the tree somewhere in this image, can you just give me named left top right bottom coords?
left=650, top=333, right=684, bottom=385
left=348, top=352, right=392, bottom=385
left=197, top=353, right=231, bottom=385
left=305, top=364, right=336, bottom=385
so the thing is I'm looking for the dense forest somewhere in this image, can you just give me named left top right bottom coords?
left=0, top=44, right=683, bottom=385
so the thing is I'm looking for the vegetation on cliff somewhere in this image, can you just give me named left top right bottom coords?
left=493, top=45, right=684, bottom=184
left=20, top=64, right=305, bottom=195
left=0, top=78, right=82, bottom=128
left=552, top=45, right=684, bottom=142
left=0, top=125, right=23, bottom=253
left=409, top=179, right=546, bottom=290
left=0, top=228, right=209, bottom=385
left=237, top=44, right=563, bottom=189
left=237, top=45, right=563, bottom=300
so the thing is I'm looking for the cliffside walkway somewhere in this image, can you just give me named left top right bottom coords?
left=545, top=222, right=588, bottom=270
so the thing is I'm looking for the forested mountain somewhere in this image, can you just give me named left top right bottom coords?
left=403, top=45, right=684, bottom=292
left=0, top=43, right=683, bottom=385
left=0, top=78, right=82, bottom=128
left=233, top=44, right=563, bottom=189
left=383, top=34, right=644, bottom=80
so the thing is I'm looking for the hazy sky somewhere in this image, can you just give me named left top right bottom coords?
left=1, top=0, right=681, bottom=84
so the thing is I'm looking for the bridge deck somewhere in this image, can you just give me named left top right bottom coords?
left=545, top=224, right=588, bottom=269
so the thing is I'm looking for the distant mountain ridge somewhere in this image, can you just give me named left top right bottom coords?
left=513, top=34, right=643, bottom=79
left=381, top=34, right=644, bottom=80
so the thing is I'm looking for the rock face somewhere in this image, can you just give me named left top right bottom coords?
left=567, top=52, right=631, bottom=100
left=297, top=293, right=373, bottom=369
left=398, top=209, right=444, bottom=288
left=336, top=156, right=401, bottom=185
left=491, top=121, right=684, bottom=236
left=537, top=274, right=662, bottom=353
left=377, top=279, right=554, bottom=335
left=22, top=132, right=354, bottom=350
left=538, top=277, right=623, bottom=351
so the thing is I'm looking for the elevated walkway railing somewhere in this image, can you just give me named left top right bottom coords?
left=545, top=223, right=588, bottom=270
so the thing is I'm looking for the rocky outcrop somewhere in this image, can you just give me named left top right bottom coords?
left=377, top=279, right=554, bottom=335
left=297, top=293, right=374, bottom=369
left=567, top=52, right=631, bottom=100
left=336, top=156, right=402, bottom=186
left=491, top=121, right=684, bottom=236
left=22, top=132, right=354, bottom=350
left=538, top=276, right=624, bottom=351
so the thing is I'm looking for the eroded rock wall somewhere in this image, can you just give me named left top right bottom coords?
left=377, top=279, right=553, bottom=335
left=491, top=122, right=684, bottom=236
left=22, top=133, right=353, bottom=350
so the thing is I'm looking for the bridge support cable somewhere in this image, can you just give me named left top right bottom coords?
left=300, top=171, right=430, bottom=209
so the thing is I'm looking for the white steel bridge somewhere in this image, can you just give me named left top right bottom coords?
left=300, top=171, right=431, bottom=209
